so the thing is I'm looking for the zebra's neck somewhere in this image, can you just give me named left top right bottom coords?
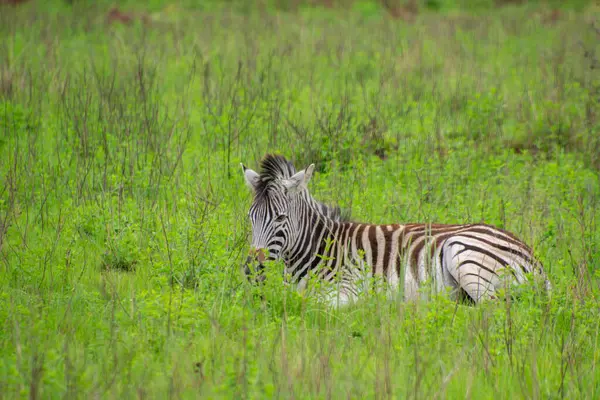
left=283, top=195, right=339, bottom=279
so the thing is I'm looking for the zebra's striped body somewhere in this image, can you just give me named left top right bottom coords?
left=242, top=154, right=549, bottom=306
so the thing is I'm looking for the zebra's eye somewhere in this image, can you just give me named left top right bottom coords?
left=274, top=214, right=287, bottom=223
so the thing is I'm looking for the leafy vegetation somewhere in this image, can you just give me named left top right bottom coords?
left=1, top=0, right=599, bottom=397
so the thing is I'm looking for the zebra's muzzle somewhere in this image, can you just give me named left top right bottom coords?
left=244, top=249, right=267, bottom=283
left=249, top=248, right=266, bottom=263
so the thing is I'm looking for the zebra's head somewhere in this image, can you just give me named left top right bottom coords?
left=241, top=154, right=315, bottom=281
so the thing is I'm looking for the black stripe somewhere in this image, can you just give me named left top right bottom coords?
left=368, top=226, right=378, bottom=275
left=452, top=241, right=509, bottom=267
left=355, top=224, right=366, bottom=254
left=465, top=226, right=531, bottom=252
left=382, top=227, right=392, bottom=276
left=454, top=248, right=518, bottom=279
left=454, top=234, right=532, bottom=273
left=457, top=260, right=501, bottom=278
left=460, top=272, right=495, bottom=286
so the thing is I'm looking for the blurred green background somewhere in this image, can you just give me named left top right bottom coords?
left=1, top=0, right=599, bottom=398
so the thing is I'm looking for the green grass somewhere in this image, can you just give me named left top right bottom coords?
left=1, top=0, right=600, bottom=398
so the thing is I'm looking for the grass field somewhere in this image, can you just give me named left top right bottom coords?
left=1, top=0, right=600, bottom=398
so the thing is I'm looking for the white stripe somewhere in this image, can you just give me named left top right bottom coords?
left=375, top=226, right=385, bottom=275
left=362, top=226, right=372, bottom=267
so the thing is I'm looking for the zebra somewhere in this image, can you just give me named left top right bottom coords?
left=241, top=154, right=550, bottom=306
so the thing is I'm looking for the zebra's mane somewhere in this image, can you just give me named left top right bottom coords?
left=256, top=154, right=350, bottom=222
left=256, top=154, right=297, bottom=190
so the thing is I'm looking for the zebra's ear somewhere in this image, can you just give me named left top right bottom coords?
left=241, top=163, right=260, bottom=191
left=283, top=164, right=315, bottom=193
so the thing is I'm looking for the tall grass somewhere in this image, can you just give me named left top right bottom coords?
left=1, top=1, right=599, bottom=397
